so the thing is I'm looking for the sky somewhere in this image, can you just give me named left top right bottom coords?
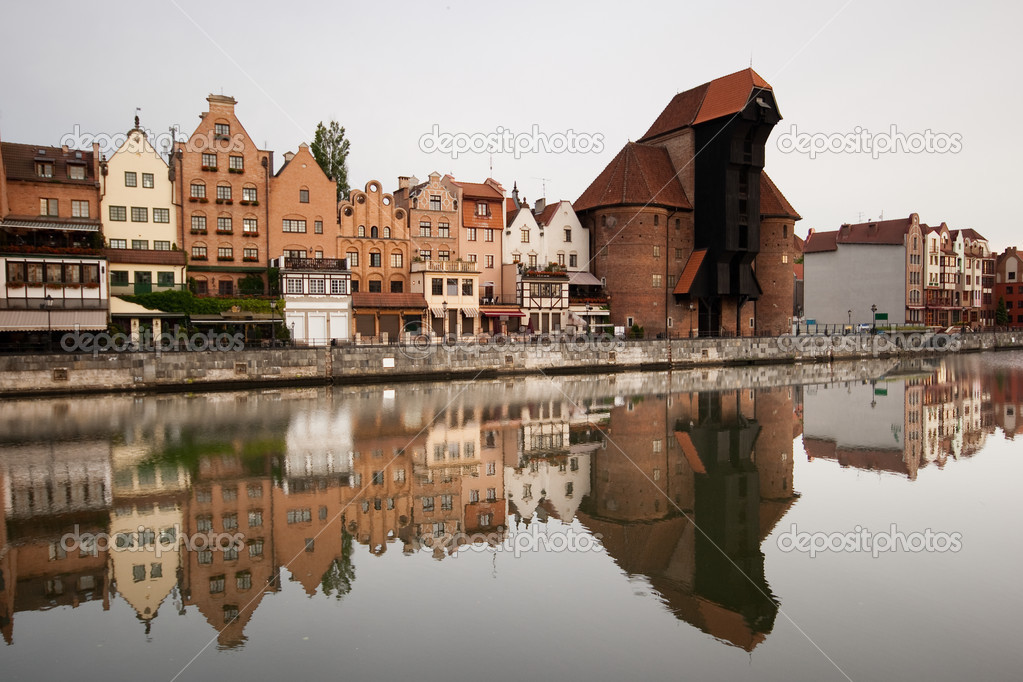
left=1, top=0, right=1018, bottom=250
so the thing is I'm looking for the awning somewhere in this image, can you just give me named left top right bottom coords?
left=460, top=307, right=479, bottom=318
left=482, top=308, right=525, bottom=318
left=0, top=309, right=107, bottom=331
left=567, top=270, right=602, bottom=286
left=0, top=219, right=101, bottom=232
left=430, top=306, right=446, bottom=318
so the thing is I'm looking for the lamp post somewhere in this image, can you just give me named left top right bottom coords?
left=442, top=300, right=448, bottom=342
left=585, top=303, right=592, bottom=337
left=962, top=306, right=968, bottom=334
left=42, top=294, right=53, bottom=353
left=270, top=300, right=277, bottom=346
left=871, top=304, right=877, bottom=334
left=847, top=309, right=852, bottom=332
left=688, top=302, right=696, bottom=338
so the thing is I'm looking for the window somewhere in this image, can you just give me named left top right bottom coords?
left=528, top=254, right=537, bottom=267
left=368, top=280, right=382, bottom=292
left=299, top=189, right=309, bottom=203
left=331, top=279, right=347, bottom=295
left=419, top=249, right=431, bottom=261
left=111, top=270, right=129, bottom=285
left=782, top=254, right=789, bottom=264
left=486, top=488, right=496, bottom=502
left=521, top=229, right=530, bottom=243
left=243, top=218, right=258, bottom=234
left=196, top=516, right=213, bottom=532
left=229, top=155, right=243, bottom=171
left=447, top=277, right=458, bottom=296
left=142, top=173, right=154, bottom=188
left=190, top=182, right=206, bottom=198
left=438, top=250, right=450, bottom=261
left=432, top=278, right=443, bottom=295
left=438, top=222, right=450, bottom=238
left=485, top=228, right=494, bottom=242
left=157, top=271, right=174, bottom=286
left=248, top=540, right=264, bottom=557
left=132, top=240, right=149, bottom=250
left=286, top=278, right=303, bottom=294
left=109, top=205, right=127, bottom=221
left=315, top=220, right=323, bottom=234
left=564, top=228, right=572, bottom=242
left=40, top=198, right=58, bottom=216
left=486, top=461, right=496, bottom=476
left=243, top=247, right=258, bottom=260
left=35, top=161, right=54, bottom=177
left=202, top=153, right=217, bottom=169
left=191, top=245, right=207, bottom=260
left=440, top=494, right=453, bottom=511
left=652, top=245, right=660, bottom=257
left=110, top=239, right=127, bottom=249
left=370, top=226, right=378, bottom=238
left=154, top=241, right=171, bottom=252
left=125, top=171, right=137, bottom=187
left=209, top=575, right=225, bottom=594
left=467, top=253, right=477, bottom=263
left=369, top=252, right=382, bottom=268
left=569, top=254, right=578, bottom=268
left=485, top=255, right=494, bottom=268
left=391, top=252, right=403, bottom=268
left=287, top=509, right=312, bottom=524
left=223, top=513, right=238, bottom=530
left=217, top=185, right=232, bottom=200
left=475, top=201, right=488, bottom=216
left=217, top=216, right=232, bottom=233
left=283, top=219, right=307, bottom=233
left=218, top=246, right=233, bottom=260
left=462, top=278, right=473, bottom=296
left=68, top=165, right=85, bottom=180
left=191, top=215, right=207, bottom=232
left=153, top=208, right=170, bottom=223
left=309, top=279, right=326, bottom=294
left=242, top=186, right=257, bottom=202
left=419, top=221, right=431, bottom=237
left=383, top=226, right=391, bottom=238
left=467, top=228, right=477, bottom=241
left=422, top=496, right=435, bottom=512
left=215, top=123, right=230, bottom=137
left=131, top=206, right=148, bottom=222
left=347, top=251, right=359, bottom=267
left=430, top=195, right=442, bottom=211
left=557, top=253, right=565, bottom=266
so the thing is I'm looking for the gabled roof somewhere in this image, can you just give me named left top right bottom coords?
left=534, top=201, right=563, bottom=227
left=805, top=216, right=916, bottom=254
left=639, top=68, right=773, bottom=141
left=803, top=230, right=838, bottom=253
left=1, top=142, right=96, bottom=184
left=449, top=178, right=504, bottom=199
left=575, top=142, right=692, bottom=212
left=759, top=173, right=801, bottom=220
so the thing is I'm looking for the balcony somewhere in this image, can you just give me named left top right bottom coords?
left=278, top=257, right=348, bottom=271
left=411, top=260, right=478, bottom=273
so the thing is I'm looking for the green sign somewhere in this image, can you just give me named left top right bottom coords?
left=875, top=313, right=888, bottom=321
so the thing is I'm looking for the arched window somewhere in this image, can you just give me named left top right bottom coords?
left=383, top=226, right=391, bottom=239
left=371, top=226, right=378, bottom=238
left=358, top=225, right=365, bottom=237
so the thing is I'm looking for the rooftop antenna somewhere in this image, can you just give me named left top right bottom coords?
left=134, top=107, right=141, bottom=129
left=489, top=153, right=493, bottom=178
left=857, top=212, right=865, bottom=222
left=533, top=177, right=552, bottom=199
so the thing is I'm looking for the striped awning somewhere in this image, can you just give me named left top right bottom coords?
left=0, top=219, right=101, bottom=232
left=0, top=309, right=107, bottom=331
left=460, top=307, right=479, bottom=318
left=481, top=308, right=525, bottom=318
left=430, top=306, right=446, bottom=318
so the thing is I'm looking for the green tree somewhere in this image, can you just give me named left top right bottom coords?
left=320, top=530, right=356, bottom=600
left=996, top=297, right=1009, bottom=326
left=311, top=120, right=351, bottom=201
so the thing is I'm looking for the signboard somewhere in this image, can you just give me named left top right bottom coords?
left=805, top=319, right=817, bottom=326
left=875, top=313, right=889, bottom=321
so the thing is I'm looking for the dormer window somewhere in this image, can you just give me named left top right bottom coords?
left=35, top=161, right=53, bottom=178
left=68, top=164, right=85, bottom=180
left=476, top=201, right=488, bottom=217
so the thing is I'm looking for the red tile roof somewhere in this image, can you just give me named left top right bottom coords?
left=450, top=178, right=504, bottom=199
left=759, top=172, right=801, bottom=220
left=793, top=263, right=804, bottom=280
left=803, top=230, right=838, bottom=253
left=534, top=201, right=561, bottom=227
left=805, top=216, right=917, bottom=254
left=672, top=249, right=708, bottom=295
left=575, top=142, right=692, bottom=212
left=1, top=142, right=97, bottom=185
left=505, top=197, right=516, bottom=215
left=639, top=68, right=772, bottom=141
left=352, top=293, right=427, bottom=309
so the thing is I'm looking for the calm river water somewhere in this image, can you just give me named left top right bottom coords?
left=1, top=352, right=1022, bottom=681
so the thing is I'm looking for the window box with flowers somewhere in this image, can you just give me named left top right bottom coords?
left=190, top=228, right=207, bottom=235
left=65, top=283, right=81, bottom=289
left=217, top=256, right=234, bottom=262
left=199, top=197, right=209, bottom=203
left=189, top=196, right=199, bottom=203
left=240, top=200, right=251, bottom=206
left=225, top=199, right=233, bottom=205
left=7, top=282, right=25, bottom=289
left=45, top=283, right=64, bottom=290
left=228, top=168, right=243, bottom=174
left=242, top=256, right=258, bottom=262
left=216, top=229, right=233, bottom=235
left=191, top=255, right=207, bottom=261
left=84, top=282, right=100, bottom=289
left=201, top=166, right=217, bottom=172
left=215, top=198, right=224, bottom=204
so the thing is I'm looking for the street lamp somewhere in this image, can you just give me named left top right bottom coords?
left=585, top=303, right=592, bottom=337
left=441, top=300, right=448, bottom=341
left=270, top=300, right=277, bottom=346
left=41, top=294, right=53, bottom=352
left=847, top=309, right=852, bottom=332
left=688, top=301, right=696, bottom=338
left=871, top=304, right=877, bottom=334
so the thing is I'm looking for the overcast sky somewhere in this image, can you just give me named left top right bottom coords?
left=1, top=0, right=1017, bottom=250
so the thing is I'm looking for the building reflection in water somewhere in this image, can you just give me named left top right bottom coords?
left=1, top=355, right=1019, bottom=651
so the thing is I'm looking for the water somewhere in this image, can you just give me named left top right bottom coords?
left=1, top=352, right=1022, bottom=681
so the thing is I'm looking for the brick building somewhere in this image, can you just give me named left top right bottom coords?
left=338, top=179, right=411, bottom=294
left=756, top=174, right=802, bottom=335
left=576, top=69, right=790, bottom=337
left=394, top=172, right=461, bottom=265
left=449, top=177, right=505, bottom=300
left=175, top=95, right=273, bottom=296
left=1, top=139, right=109, bottom=338
left=269, top=143, right=336, bottom=264
left=995, top=247, right=1023, bottom=328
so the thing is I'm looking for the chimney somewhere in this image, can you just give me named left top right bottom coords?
left=534, top=198, right=545, bottom=214
left=511, top=181, right=520, bottom=208
left=62, top=145, right=69, bottom=154
left=410, top=175, right=419, bottom=188
left=207, top=94, right=237, bottom=113
left=398, top=176, right=410, bottom=190
left=283, top=151, right=295, bottom=163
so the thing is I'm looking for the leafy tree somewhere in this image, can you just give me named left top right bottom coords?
left=321, top=530, right=356, bottom=600
left=311, top=120, right=351, bottom=201
left=996, top=297, right=1009, bottom=326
